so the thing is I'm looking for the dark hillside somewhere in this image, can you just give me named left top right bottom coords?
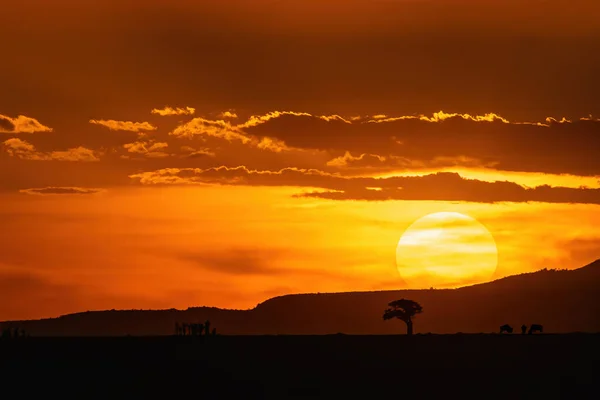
left=2, top=260, right=599, bottom=336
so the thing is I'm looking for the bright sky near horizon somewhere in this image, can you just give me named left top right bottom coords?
left=1, top=0, right=600, bottom=320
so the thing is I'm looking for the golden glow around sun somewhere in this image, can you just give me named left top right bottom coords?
left=396, top=212, right=498, bottom=288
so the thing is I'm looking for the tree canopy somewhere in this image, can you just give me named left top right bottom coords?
left=383, top=299, right=423, bottom=335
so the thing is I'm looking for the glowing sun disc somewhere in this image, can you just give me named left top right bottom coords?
left=396, top=212, right=498, bottom=288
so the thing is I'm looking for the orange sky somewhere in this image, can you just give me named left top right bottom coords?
left=1, top=0, right=600, bottom=320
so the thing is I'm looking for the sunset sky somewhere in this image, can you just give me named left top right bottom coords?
left=2, top=0, right=600, bottom=320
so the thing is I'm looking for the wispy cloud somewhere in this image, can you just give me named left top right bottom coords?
left=217, top=111, right=238, bottom=119
left=89, top=119, right=157, bottom=132
left=123, top=140, right=170, bottom=159
left=3, top=138, right=100, bottom=162
left=365, top=111, right=510, bottom=124
left=326, top=151, right=498, bottom=170
left=151, top=106, right=195, bottom=116
left=179, top=146, right=215, bottom=158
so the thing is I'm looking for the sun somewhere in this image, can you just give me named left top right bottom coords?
left=396, top=212, right=498, bottom=288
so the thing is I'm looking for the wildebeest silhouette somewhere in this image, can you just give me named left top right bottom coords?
left=499, top=324, right=513, bottom=333
left=528, top=324, right=543, bottom=334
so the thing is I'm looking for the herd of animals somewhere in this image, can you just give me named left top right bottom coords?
left=500, top=324, right=544, bottom=334
left=174, top=320, right=217, bottom=336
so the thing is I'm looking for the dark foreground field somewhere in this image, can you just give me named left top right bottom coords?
left=1, top=334, right=598, bottom=399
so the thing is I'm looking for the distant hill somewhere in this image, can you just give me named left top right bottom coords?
left=2, top=260, right=599, bottom=336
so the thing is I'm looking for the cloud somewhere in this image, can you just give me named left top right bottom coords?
left=89, top=119, right=157, bottom=132
left=168, top=117, right=292, bottom=152
left=123, top=140, right=170, bottom=158
left=241, top=111, right=600, bottom=176
left=176, top=248, right=291, bottom=276
left=237, top=111, right=314, bottom=129
left=0, top=269, right=82, bottom=320
left=218, top=111, right=238, bottom=119
left=49, top=147, right=101, bottom=162
left=559, top=237, right=600, bottom=267
left=581, top=115, right=600, bottom=122
left=175, top=247, right=349, bottom=279
left=129, top=166, right=334, bottom=187
left=326, top=152, right=387, bottom=168
left=151, top=106, right=195, bottom=116
left=179, top=146, right=216, bottom=158
left=168, top=111, right=352, bottom=152
left=236, top=111, right=353, bottom=129
left=19, top=187, right=104, bottom=196
left=0, top=114, right=52, bottom=133
left=364, top=111, right=510, bottom=124
left=326, top=151, right=498, bottom=170
left=254, top=137, right=290, bottom=153
left=170, top=109, right=595, bottom=170
left=2, top=138, right=100, bottom=162
left=129, top=166, right=600, bottom=205
left=170, top=118, right=249, bottom=142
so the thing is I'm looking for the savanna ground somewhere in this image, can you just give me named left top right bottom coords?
left=1, top=334, right=598, bottom=398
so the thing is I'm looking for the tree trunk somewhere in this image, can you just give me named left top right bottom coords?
left=406, top=320, right=413, bottom=335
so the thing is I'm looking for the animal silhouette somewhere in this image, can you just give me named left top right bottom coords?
left=521, top=324, right=527, bottom=334
left=0, top=327, right=27, bottom=339
left=499, top=324, right=513, bottom=333
left=528, top=324, right=543, bottom=334
left=175, top=321, right=212, bottom=336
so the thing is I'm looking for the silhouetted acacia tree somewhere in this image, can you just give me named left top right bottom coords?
left=383, top=299, right=423, bottom=335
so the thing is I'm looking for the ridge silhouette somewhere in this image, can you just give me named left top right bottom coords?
left=2, top=259, right=599, bottom=336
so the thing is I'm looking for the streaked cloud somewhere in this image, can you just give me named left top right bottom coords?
left=326, top=151, right=498, bottom=170
left=123, top=140, right=170, bottom=159
left=179, top=146, right=216, bottom=158
left=365, top=111, right=510, bottom=124
left=129, top=166, right=600, bottom=205
left=89, top=119, right=157, bottom=132
left=19, top=187, right=104, bottom=196
left=151, top=106, right=195, bottom=116
left=326, top=152, right=388, bottom=168
left=2, top=138, right=100, bottom=162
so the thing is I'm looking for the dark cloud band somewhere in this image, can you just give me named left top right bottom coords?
left=129, top=166, right=600, bottom=205
left=20, top=187, right=104, bottom=196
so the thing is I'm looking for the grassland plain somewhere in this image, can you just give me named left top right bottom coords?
left=1, top=334, right=597, bottom=398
